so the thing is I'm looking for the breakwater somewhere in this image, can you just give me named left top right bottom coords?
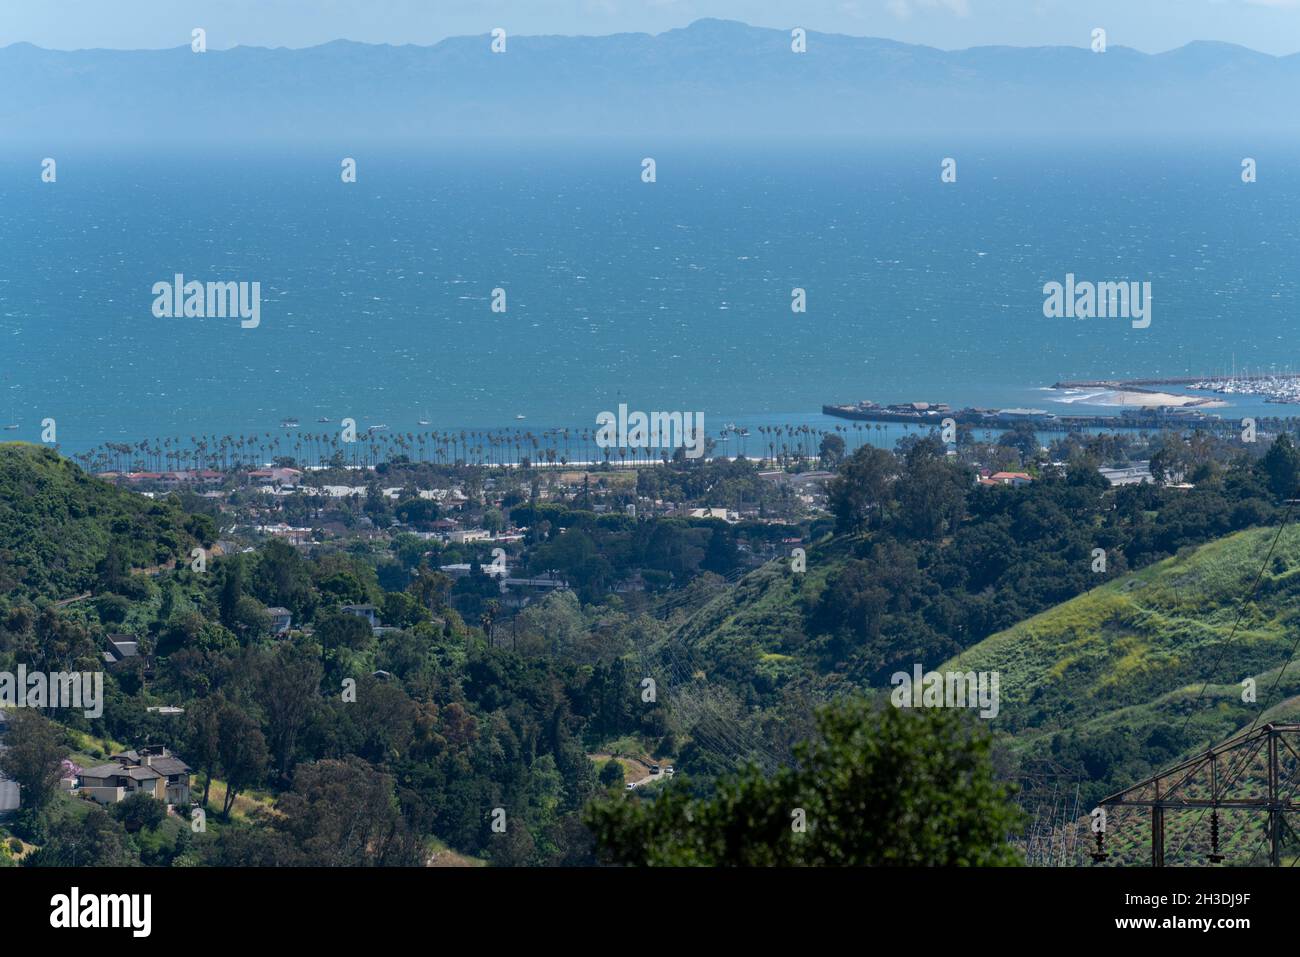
left=1052, top=374, right=1300, bottom=390
left=821, top=404, right=1218, bottom=433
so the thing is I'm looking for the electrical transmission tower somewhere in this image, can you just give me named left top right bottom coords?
left=1094, top=722, right=1300, bottom=866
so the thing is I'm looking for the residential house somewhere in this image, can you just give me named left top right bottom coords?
left=503, top=572, right=569, bottom=591
left=341, top=604, right=379, bottom=628
left=613, top=572, right=646, bottom=594
left=440, top=562, right=508, bottom=580
left=103, top=635, right=140, bottom=664
left=687, top=507, right=737, bottom=523
left=1098, top=462, right=1154, bottom=487
left=266, top=606, right=293, bottom=635
left=988, top=471, right=1034, bottom=487
left=79, top=745, right=192, bottom=806
left=246, top=466, right=303, bottom=486
left=254, top=523, right=313, bottom=545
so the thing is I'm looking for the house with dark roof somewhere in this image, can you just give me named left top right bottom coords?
left=103, top=634, right=139, bottom=664
left=79, top=745, right=192, bottom=806
left=266, top=606, right=292, bottom=635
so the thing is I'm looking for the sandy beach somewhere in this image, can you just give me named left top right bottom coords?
left=1053, top=388, right=1227, bottom=409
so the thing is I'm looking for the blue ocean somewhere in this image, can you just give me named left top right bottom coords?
left=2, top=140, right=1299, bottom=456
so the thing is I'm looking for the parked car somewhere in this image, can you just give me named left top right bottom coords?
left=664, top=766, right=675, bottom=777
left=649, top=764, right=661, bottom=774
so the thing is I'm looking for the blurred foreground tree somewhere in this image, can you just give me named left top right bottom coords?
left=585, top=699, right=1022, bottom=866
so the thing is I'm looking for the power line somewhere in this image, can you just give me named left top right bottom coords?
left=1162, top=500, right=1297, bottom=863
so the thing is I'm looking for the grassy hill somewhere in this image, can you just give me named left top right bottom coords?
left=654, top=517, right=1300, bottom=864
left=658, top=519, right=1300, bottom=839
left=937, top=523, right=1300, bottom=864
left=665, top=520, right=1300, bottom=747
left=665, top=535, right=882, bottom=692
left=0, top=442, right=209, bottom=600
left=944, top=525, right=1300, bottom=746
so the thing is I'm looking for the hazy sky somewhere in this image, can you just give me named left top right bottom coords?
left=5, top=0, right=1300, bottom=55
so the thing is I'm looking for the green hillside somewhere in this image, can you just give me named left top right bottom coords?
left=670, top=519, right=1300, bottom=753
left=942, top=524, right=1300, bottom=818
left=946, top=525, right=1300, bottom=736
left=0, top=442, right=211, bottom=600
left=665, top=532, right=990, bottom=697
left=658, top=516, right=1300, bottom=819
left=668, top=537, right=848, bottom=688
left=661, top=520, right=1300, bottom=863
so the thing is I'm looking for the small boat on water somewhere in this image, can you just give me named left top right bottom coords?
left=418, top=418, right=431, bottom=426
left=368, top=424, right=389, bottom=432
left=317, top=416, right=331, bottom=423
left=2, top=423, right=17, bottom=431
left=515, top=414, right=526, bottom=420
left=281, top=418, right=300, bottom=428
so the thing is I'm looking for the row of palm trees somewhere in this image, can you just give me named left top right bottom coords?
left=70, top=420, right=954, bottom=475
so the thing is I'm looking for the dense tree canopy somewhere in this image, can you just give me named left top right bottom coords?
left=585, top=700, right=1023, bottom=866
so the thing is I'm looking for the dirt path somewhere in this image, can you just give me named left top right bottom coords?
left=588, top=752, right=668, bottom=788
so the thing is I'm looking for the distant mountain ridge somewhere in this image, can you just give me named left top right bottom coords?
left=3, top=18, right=1296, bottom=143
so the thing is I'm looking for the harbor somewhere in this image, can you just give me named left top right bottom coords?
left=823, top=369, right=1300, bottom=435
left=1054, top=372, right=1300, bottom=405
left=822, top=400, right=1218, bottom=433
